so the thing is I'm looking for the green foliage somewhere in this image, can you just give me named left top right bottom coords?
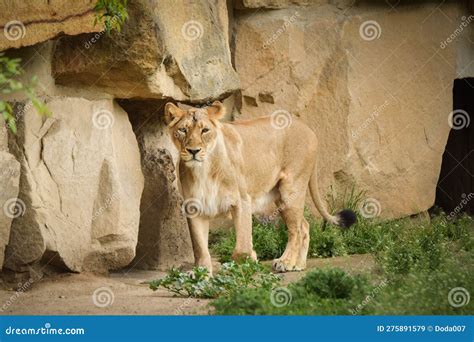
left=211, top=268, right=372, bottom=315
left=298, top=268, right=356, bottom=299
left=211, top=216, right=347, bottom=262
left=210, top=215, right=474, bottom=315
left=94, top=0, right=129, bottom=34
left=211, top=207, right=473, bottom=264
left=371, top=257, right=473, bottom=315
left=327, top=184, right=366, bottom=214
left=308, top=223, right=346, bottom=257
left=341, top=219, right=388, bottom=254
left=435, top=214, right=473, bottom=251
left=149, top=259, right=280, bottom=299
left=376, top=219, right=450, bottom=275
left=210, top=219, right=288, bottom=262
left=209, top=229, right=235, bottom=263
left=0, top=53, right=49, bottom=133
left=183, top=184, right=473, bottom=315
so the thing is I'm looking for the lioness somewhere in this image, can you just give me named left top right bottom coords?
left=165, top=101, right=356, bottom=274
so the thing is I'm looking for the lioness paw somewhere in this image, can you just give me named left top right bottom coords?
left=232, top=250, right=257, bottom=262
left=272, top=258, right=299, bottom=273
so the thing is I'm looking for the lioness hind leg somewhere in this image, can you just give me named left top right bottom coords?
left=295, top=217, right=310, bottom=270
left=272, top=188, right=306, bottom=272
left=231, top=196, right=257, bottom=262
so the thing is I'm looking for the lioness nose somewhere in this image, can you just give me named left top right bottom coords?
left=187, top=148, right=201, bottom=156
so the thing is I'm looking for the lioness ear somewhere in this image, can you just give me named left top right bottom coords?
left=206, top=101, right=225, bottom=120
left=164, top=102, right=185, bottom=127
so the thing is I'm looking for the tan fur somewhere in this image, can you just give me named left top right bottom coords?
left=165, top=101, right=341, bottom=274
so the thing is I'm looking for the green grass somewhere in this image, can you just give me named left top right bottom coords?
left=209, top=214, right=349, bottom=262
left=211, top=268, right=372, bottom=315
left=207, top=212, right=473, bottom=315
left=152, top=205, right=473, bottom=315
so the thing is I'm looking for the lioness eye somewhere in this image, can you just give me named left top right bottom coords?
left=178, top=128, right=187, bottom=133
left=202, top=128, right=209, bottom=133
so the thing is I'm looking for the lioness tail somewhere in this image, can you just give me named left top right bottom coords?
left=308, top=166, right=356, bottom=228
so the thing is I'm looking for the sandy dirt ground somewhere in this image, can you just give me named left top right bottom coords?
left=0, top=254, right=375, bottom=315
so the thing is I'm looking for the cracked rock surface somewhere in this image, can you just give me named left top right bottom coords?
left=4, top=98, right=144, bottom=272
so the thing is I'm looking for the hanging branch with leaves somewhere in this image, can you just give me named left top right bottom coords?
left=93, top=0, right=129, bottom=35
left=0, top=0, right=129, bottom=133
left=0, top=53, right=50, bottom=134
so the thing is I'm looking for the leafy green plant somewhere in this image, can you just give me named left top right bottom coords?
left=211, top=267, right=372, bottom=315
left=209, top=214, right=473, bottom=315
left=308, top=223, right=346, bottom=258
left=0, top=53, right=49, bottom=133
left=375, top=220, right=447, bottom=275
left=298, top=268, right=356, bottom=299
left=94, top=0, right=129, bottom=34
left=370, top=251, right=474, bottom=315
left=149, top=260, right=280, bottom=299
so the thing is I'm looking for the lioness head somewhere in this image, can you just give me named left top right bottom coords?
left=164, top=101, right=225, bottom=165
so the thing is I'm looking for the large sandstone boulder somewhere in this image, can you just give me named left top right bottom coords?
left=52, top=0, right=239, bottom=102
left=4, top=98, right=144, bottom=272
left=234, top=2, right=466, bottom=218
left=0, top=126, right=20, bottom=271
left=121, top=100, right=194, bottom=270
left=0, top=0, right=101, bottom=51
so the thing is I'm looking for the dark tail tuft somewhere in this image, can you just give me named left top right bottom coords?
left=336, top=209, right=357, bottom=228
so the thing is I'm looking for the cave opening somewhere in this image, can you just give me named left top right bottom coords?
left=434, top=78, right=474, bottom=215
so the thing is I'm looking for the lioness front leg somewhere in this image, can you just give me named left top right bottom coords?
left=231, top=197, right=257, bottom=262
left=187, top=217, right=213, bottom=274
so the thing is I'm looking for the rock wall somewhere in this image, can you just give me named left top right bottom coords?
left=234, top=1, right=471, bottom=218
left=1, top=41, right=144, bottom=274
left=5, top=98, right=144, bottom=273
left=120, top=100, right=194, bottom=270
left=0, top=126, right=20, bottom=271
left=0, top=0, right=100, bottom=51
left=0, top=0, right=473, bottom=275
left=52, top=0, right=239, bottom=102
